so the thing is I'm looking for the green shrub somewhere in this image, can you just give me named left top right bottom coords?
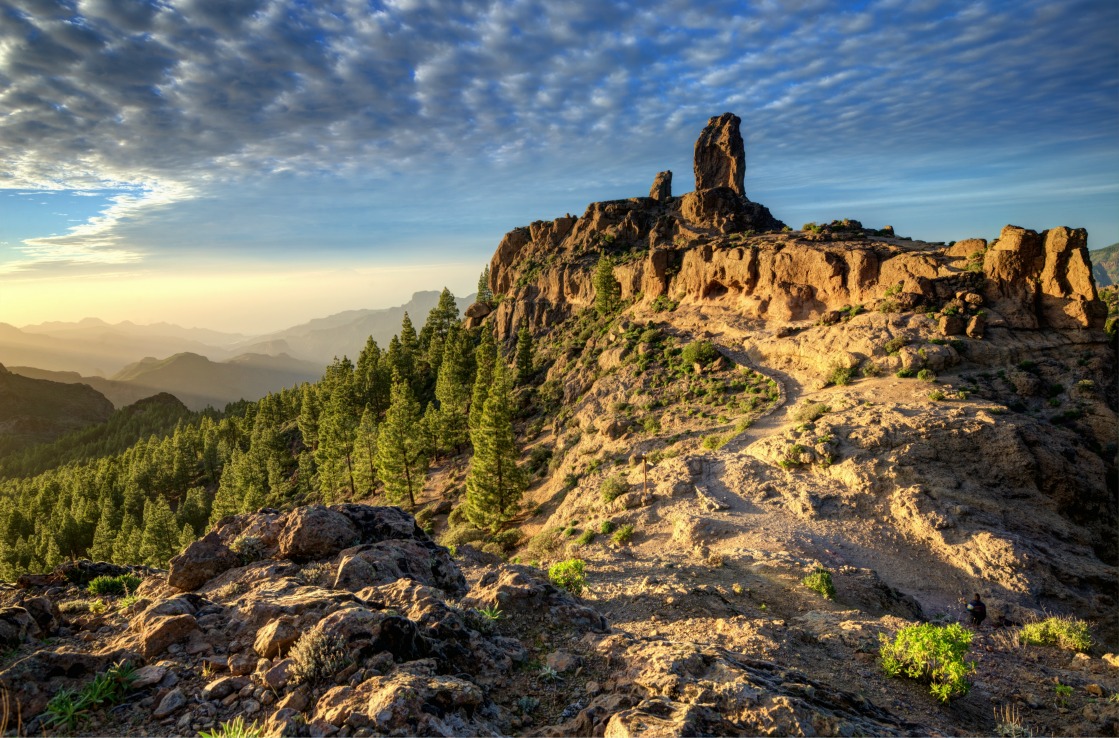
left=1018, top=616, right=1092, bottom=652
left=612, top=523, right=635, bottom=545
left=576, top=530, right=596, bottom=546
left=43, top=661, right=137, bottom=731
left=600, top=475, right=628, bottom=504
left=599, top=520, right=616, bottom=535
left=230, top=534, right=267, bottom=564
left=917, top=368, right=937, bottom=382
left=200, top=717, right=264, bottom=738
left=289, top=628, right=351, bottom=684
left=896, top=368, right=916, bottom=378
left=87, top=574, right=142, bottom=597
left=827, top=363, right=854, bottom=386
left=879, top=623, right=975, bottom=702
left=861, top=361, right=882, bottom=377
left=548, top=559, right=587, bottom=596
left=791, top=402, right=830, bottom=423
left=702, top=434, right=728, bottom=450
left=801, top=568, right=836, bottom=599
left=884, top=336, right=908, bottom=355
left=928, top=390, right=946, bottom=401
left=680, top=340, right=718, bottom=369
left=651, top=295, right=678, bottom=312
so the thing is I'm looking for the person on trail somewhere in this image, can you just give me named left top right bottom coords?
left=966, top=593, right=986, bottom=628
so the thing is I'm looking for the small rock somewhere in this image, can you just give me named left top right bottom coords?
left=255, top=618, right=300, bottom=659
left=939, top=315, right=966, bottom=336
left=176, top=712, right=194, bottom=731
left=1102, top=653, right=1119, bottom=669
left=152, top=688, right=186, bottom=719
left=132, top=665, right=167, bottom=689
left=1085, top=683, right=1104, bottom=697
left=546, top=650, right=580, bottom=673
left=1025, top=693, right=1044, bottom=709
left=264, top=659, right=295, bottom=690
left=243, top=699, right=261, bottom=716
left=261, top=691, right=276, bottom=706
left=229, top=652, right=256, bottom=676
left=203, top=677, right=242, bottom=701
left=277, top=688, right=309, bottom=712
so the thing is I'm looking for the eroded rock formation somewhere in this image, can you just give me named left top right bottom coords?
left=694, top=112, right=746, bottom=195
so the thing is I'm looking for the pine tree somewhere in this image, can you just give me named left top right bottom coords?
left=477, top=266, right=494, bottom=305
left=352, top=408, right=378, bottom=495
left=469, top=326, right=497, bottom=435
left=89, top=496, right=118, bottom=561
left=139, top=497, right=178, bottom=567
left=464, top=360, right=526, bottom=531
left=422, top=402, right=441, bottom=459
left=435, top=328, right=471, bottom=454
left=375, top=372, right=429, bottom=509
left=178, top=524, right=195, bottom=556
left=593, top=254, right=621, bottom=314
left=356, top=337, right=390, bottom=417
left=515, top=326, right=534, bottom=384
left=419, top=288, right=461, bottom=374
left=297, top=384, right=321, bottom=451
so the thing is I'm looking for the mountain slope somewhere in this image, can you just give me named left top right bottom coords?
left=1091, top=242, right=1119, bottom=286
left=7, top=366, right=164, bottom=408
left=0, top=364, right=114, bottom=454
left=236, top=290, right=474, bottom=361
left=110, top=351, right=323, bottom=410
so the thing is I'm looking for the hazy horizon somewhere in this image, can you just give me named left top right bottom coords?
left=2, top=0, right=1117, bottom=334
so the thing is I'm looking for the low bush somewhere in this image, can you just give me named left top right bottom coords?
left=599, top=520, right=616, bottom=535
left=801, top=567, right=836, bottom=599
left=612, top=523, right=635, bottom=545
left=200, top=717, right=264, bottom=738
left=230, top=534, right=267, bottom=564
left=680, top=340, right=718, bottom=369
left=884, top=336, right=908, bottom=355
left=87, top=574, right=142, bottom=597
left=576, top=530, right=596, bottom=546
left=548, top=559, right=587, bottom=596
left=791, top=402, right=830, bottom=423
left=289, top=628, right=351, bottom=684
left=917, top=368, right=937, bottom=382
left=880, top=623, right=975, bottom=702
left=600, top=475, right=628, bottom=504
left=928, top=390, right=946, bottom=401
left=43, top=661, right=137, bottom=731
left=701, top=434, right=728, bottom=450
left=1018, top=616, right=1092, bottom=652
left=896, top=368, right=916, bottom=378
left=826, top=363, right=854, bottom=386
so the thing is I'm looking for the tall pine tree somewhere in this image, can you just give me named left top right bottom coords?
left=464, top=360, right=526, bottom=531
left=468, top=326, right=497, bottom=435
left=435, top=327, right=471, bottom=454
left=375, top=371, right=429, bottom=509
left=515, top=326, right=534, bottom=384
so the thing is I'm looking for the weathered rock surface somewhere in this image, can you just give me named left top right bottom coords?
left=648, top=170, right=672, bottom=201
left=694, top=112, right=746, bottom=195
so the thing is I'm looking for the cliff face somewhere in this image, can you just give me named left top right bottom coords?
left=482, top=114, right=1105, bottom=341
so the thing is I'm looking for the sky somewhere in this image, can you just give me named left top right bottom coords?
left=1, top=0, right=1117, bottom=335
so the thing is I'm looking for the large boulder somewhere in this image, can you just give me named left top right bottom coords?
left=277, top=506, right=358, bottom=561
left=694, top=112, right=746, bottom=195
left=168, top=532, right=241, bottom=591
left=649, top=170, right=672, bottom=201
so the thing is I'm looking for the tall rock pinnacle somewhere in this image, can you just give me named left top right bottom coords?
left=693, top=112, right=746, bottom=196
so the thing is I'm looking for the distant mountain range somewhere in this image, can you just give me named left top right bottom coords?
left=1, top=290, right=476, bottom=411
left=0, top=363, right=114, bottom=454
left=1091, top=243, right=1118, bottom=287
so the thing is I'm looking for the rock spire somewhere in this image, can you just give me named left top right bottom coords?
left=693, top=112, right=746, bottom=196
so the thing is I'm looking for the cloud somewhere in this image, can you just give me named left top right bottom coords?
left=0, top=0, right=1116, bottom=273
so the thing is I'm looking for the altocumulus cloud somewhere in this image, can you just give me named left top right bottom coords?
left=1, top=0, right=1116, bottom=272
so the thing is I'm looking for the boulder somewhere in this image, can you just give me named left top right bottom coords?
left=168, top=531, right=241, bottom=591
left=464, top=301, right=492, bottom=319
left=277, top=506, right=358, bottom=561
left=649, top=170, right=672, bottom=201
left=140, top=613, right=199, bottom=659
left=966, top=314, right=986, bottom=338
left=938, top=315, right=966, bottom=336
left=254, top=617, right=300, bottom=658
left=0, top=607, right=38, bottom=648
left=694, top=112, right=746, bottom=196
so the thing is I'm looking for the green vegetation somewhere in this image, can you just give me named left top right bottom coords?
left=1018, top=616, right=1092, bottom=652
left=801, top=567, right=836, bottom=599
left=928, top=390, right=946, bottom=401
left=826, top=363, right=854, bottom=386
left=896, top=368, right=916, bottom=378
left=43, top=661, right=137, bottom=731
left=199, top=717, right=264, bottom=738
left=650, top=294, right=678, bottom=312
left=680, top=340, right=718, bottom=369
left=593, top=255, right=622, bottom=314
left=791, top=402, right=830, bottom=423
left=289, top=628, right=351, bottom=684
left=599, top=475, right=628, bottom=504
left=464, top=361, right=526, bottom=531
left=575, top=530, right=596, bottom=546
left=611, top=523, right=635, bottom=545
left=917, top=368, right=937, bottom=382
left=884, top=336, right=908, bottom=355
left=548, top=559, right=587, bottom=595
left=880, top=623, right=975, bottom=702
left=87, top=573, right=141, bottom=596
left=599, top=520, right=616, bottom=535
left=701, top=434, right=728, bottom=450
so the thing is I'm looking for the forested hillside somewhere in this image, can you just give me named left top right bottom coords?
left=0, top=288, right=523, bottom=579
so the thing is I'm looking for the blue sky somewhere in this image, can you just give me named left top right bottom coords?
left=1, top=0, right=1116, bottom=333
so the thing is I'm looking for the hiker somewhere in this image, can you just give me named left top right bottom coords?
left=966, top=593, right=986, bottom=628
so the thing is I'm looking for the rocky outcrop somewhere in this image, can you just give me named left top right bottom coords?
left=649, top=170, right=672, bottom=201
left=694, top=112, right=746, bottom=196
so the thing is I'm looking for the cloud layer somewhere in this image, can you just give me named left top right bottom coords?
left=1, top=0, right=1116, bottom=316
